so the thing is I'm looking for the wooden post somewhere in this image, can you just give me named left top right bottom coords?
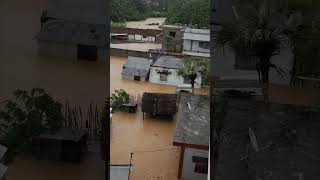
left=178, top=145, right=185, bottom=178
left=128, top=153, right=133, bottom=180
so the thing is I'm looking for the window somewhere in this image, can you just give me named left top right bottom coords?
left=192, top=156, right=208, bottom=174
left=234, top=54, right=258, bottom=70
left=169, top=31, right=176, bottom=37
left=159, top=73, right=168, bottom=82
left=183, top=76, right=190, bottom=84
left=199, top=41, right=210, bottom=49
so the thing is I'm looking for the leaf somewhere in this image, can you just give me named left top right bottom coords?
left=249, top=127, right=259, bottom=152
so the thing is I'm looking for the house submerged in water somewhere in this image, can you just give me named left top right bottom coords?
left=173, top=93, right=209, bottom=180
left=121, top=56, right=152, bottom=81
left=149, top=56, right=202, bottom=88
left=36, top=0, right=108, bottom=62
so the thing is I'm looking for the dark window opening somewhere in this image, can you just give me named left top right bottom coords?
left=134, top=76, right=141, bottom=81
left=235, top=54, right=258, bottom=70
left=169, top=31, right=176, bottom=37
left=183, top=76, right=190, bottom=84
left=160, top=73, right=168, bottom=82
left=199, top=41, right=210, bottom=49
left=77, top=44, right=97, bottom=61
left=192, top=156, right=208, bottom=174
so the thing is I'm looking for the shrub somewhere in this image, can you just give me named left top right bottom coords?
left=110, top=89, right=130, bottom=111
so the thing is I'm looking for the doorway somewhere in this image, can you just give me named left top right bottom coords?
left=77, top=44, right=98, bottom=61
left=134, top=76, right=141, bottom=81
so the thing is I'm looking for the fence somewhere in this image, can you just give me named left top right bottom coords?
left=110, top=48, right=148, bottom=58
left=62, top=101, right=102, bottom=142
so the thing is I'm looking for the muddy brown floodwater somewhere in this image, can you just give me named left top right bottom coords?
left=1, top=0, right=107, bottom=180
left=110, top=56, right=209, bottom=180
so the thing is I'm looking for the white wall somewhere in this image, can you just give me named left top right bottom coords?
left=149, top=67, right=202, bottom=88
left=183, top=40, right=210, bottom=54
left=182, top=148, right=209, bottom=180
left=212, top=47, right=293, bottom=85
left=38, top=40, right=108, bottom=63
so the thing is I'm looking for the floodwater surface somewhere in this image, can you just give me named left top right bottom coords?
left=110, top=56, right=209, bottom=180
left=1, top=0, right=107, bottom=179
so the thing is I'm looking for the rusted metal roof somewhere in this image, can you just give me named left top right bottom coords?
left=142, top=93, right=177, bottom=115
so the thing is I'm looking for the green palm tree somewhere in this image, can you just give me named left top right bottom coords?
left=178, top=59, right=202, bottom=93
left=212, top=0, right=299, bottom=102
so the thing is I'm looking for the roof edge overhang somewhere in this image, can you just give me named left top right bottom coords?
left=173, top=141, right=209, bottom=150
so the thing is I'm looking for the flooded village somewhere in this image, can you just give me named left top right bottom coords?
left=1, top=0, right=320, bottom=180
left=0, top=0, right=210, bottom=179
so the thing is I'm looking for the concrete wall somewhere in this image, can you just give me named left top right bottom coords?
left=110, top=48, right=148, bottom=58
left=38, top=40, right=108, bottom=62
left=162, top=28, right=184, bottom=53
left=37, top=40, right=77, bottom=60
left=212, top=46, right=293, bottom=85
left=97, top=47, right=107, bottom=63
left=149, top=67, right=202, bottom=88
left=182, top=148, right=209, bottom=180
left=183, top=40, right=210, bottom=54
left=122, top=73, right=148, bottom=82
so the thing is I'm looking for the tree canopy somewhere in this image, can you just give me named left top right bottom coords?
left=111, top=0, right=149, bottom=22
left=165, top=0, right=210, bottom=29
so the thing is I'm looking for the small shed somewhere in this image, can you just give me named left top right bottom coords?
left=36, top=20, right=108, bottom=62
left=141, top=92, right=177, bottom=119
left=173, top=93, right=209, bottom=180
left=121, top=57, right=152, bottom=81
left=149, top=56, right=202, bottom=87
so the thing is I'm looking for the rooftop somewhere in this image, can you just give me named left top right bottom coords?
left=174, top=93, right=210, bottom=146
left=47, top=0, right=108, bottom=25
left=183, top=28, right=210, bottom=42
left=151, top=56, right=183, bottom=69
left=36, top=20, right=108, bottom=47
left=123, top=56, right=152, bottom=70
left=214, top=97, right=320, bottom=180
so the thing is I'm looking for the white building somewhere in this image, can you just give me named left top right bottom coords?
left=149, top=56, right=202, bottom=88
left=173, top=94, right=209, bottom=180
left=211, top=0, right=293, bottom=93
left=183, top=28, right=210, bottom=59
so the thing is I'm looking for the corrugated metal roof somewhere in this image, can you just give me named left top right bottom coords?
left=121, top=68, right=149, bottom=77
left=123, top=56, right=152, bottom=70
left=174, top=93, right=210, bottom=146
left=151, top=56, right=183, bottom=69
left=36, top=20, right=108, bottom=47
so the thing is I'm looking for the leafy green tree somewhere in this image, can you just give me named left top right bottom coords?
left=111, top=0, right=149, bottom=22
left=166, top=0, right=209, bottom=28
left=0, top=88, right=64, bottom=164
left=199, top=58, right=210, bottom=87
left=110, top=89, right=130, bottom=111
left=163, top=35, right=174, bottom=51
left=178, top=59, right=207, bottom=93
left=212, top=0, right=301, bottom=102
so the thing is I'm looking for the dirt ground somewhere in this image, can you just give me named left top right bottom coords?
left=126, top=18, right=166, bottom=30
